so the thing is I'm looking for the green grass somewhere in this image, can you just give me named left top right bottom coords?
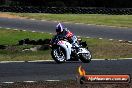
left=0, top=50, right=51, bottom=61
left=0, top=28, right=52, bottom=45
left=10, top=13, right=132, bottom=28
left=0, top=28, right=52, bottom=61
left=83, top=38, right=132, bottom=59
left=0, top=28, right=132, bottom=61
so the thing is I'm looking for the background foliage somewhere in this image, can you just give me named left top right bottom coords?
left=0, top=0, right=132, bottom=8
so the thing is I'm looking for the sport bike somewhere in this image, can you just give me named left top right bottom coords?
left=50, top=36, right=92, bottom=63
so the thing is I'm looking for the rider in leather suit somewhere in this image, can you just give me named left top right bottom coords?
left=53, top=23, right=79, bottom=48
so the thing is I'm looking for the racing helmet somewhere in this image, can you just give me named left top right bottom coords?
left=56, top=23, right=63, bottom=33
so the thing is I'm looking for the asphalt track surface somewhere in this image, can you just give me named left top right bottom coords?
left=0, top=18, right=132, bottom=82
left=0, top=17, right=132, bottom=41
left=0, top=60, right=132, bottom=82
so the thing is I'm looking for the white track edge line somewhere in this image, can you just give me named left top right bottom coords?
left=1, top=58, right=132, bottom=63
left=1, top=82, right=14, bottom=84
left=23, top=81, right=36, bottom=83
left=45, top=80, right=61, bottom=82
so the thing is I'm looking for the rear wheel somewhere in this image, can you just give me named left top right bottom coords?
left=79, top=51, right=92, bottom=63
left=51, top=47, right=66, bottom=63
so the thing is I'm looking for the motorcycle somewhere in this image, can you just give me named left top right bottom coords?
left=50, top=36, right=92, bottom=63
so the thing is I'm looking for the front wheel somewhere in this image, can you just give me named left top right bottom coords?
left=51, top=47, right=66, bottom=64
left=79, top=51, right=92, bottom=63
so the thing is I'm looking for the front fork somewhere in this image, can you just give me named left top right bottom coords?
left=57, top=47, right=62, bottom=55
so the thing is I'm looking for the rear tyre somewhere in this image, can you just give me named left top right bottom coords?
left=79, top=51, right=92, bottom=63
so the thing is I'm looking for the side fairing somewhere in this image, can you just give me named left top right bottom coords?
left=57, top=41, right=72, bottom=60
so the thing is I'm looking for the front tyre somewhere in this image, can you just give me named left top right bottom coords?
left=51, top=47, right=66, bottom=64
left=79, top=51, right=92, bottom=63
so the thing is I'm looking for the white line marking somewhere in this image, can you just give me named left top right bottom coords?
left=92, top=59, right=106, bottom=60
left=28, top=60, right=54, bottom=62
left=87, top=24, right=94, bottom=26
left=75, top=23, right=84, bottom=25
left=0, top=60, right=54, bottom=63
left=92, top=59, right=117, bottom=61
left=85, top=23, right=129, bottom=29
left=109, top=39, right=113, bottom=41
left=32, top=31, right=36, bottom=32
left=99, top=25, right=105, bottom=27
left=53, top=21, right=59, bottom=22
left=119, top=40, right=123, bottom=42
left=1, top=58, right=132, bottom=63
left=30, top=19, right=35, bottom=20
left=41, top=20, right=46, bottom=21
left=128, top=41, right=132, bottom=43
left=77, top=36, right=81, bottom=37
left=49, top=33, right=52, bottom=34
left=22, top=30, right=26, bottom=31
left=120, top=58, right=132, bottom=59
left=28, top=19, right=129, bottom=29
left=93, top=58, right=132, bottom=60
left=109, top=26, right=117, bottom=28
left=2, top=82, right=14, bottom=84
left=24, top=81, right=36, bottom=83
left=0, top=61, right=25, bottom=63
left=13, top=29, right=18, bottom=31
left=6, top=28, right=11, bottom=30
left=118, top=27, right=128, bottom=29
left=99, top=38, right=103, bottom=40
left=86, top=36, right=90, bottom=38
left=45, top=80, right=61, bottom=82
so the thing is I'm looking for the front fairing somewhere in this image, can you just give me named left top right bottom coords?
left=57, top=40, right=72, bottom=60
